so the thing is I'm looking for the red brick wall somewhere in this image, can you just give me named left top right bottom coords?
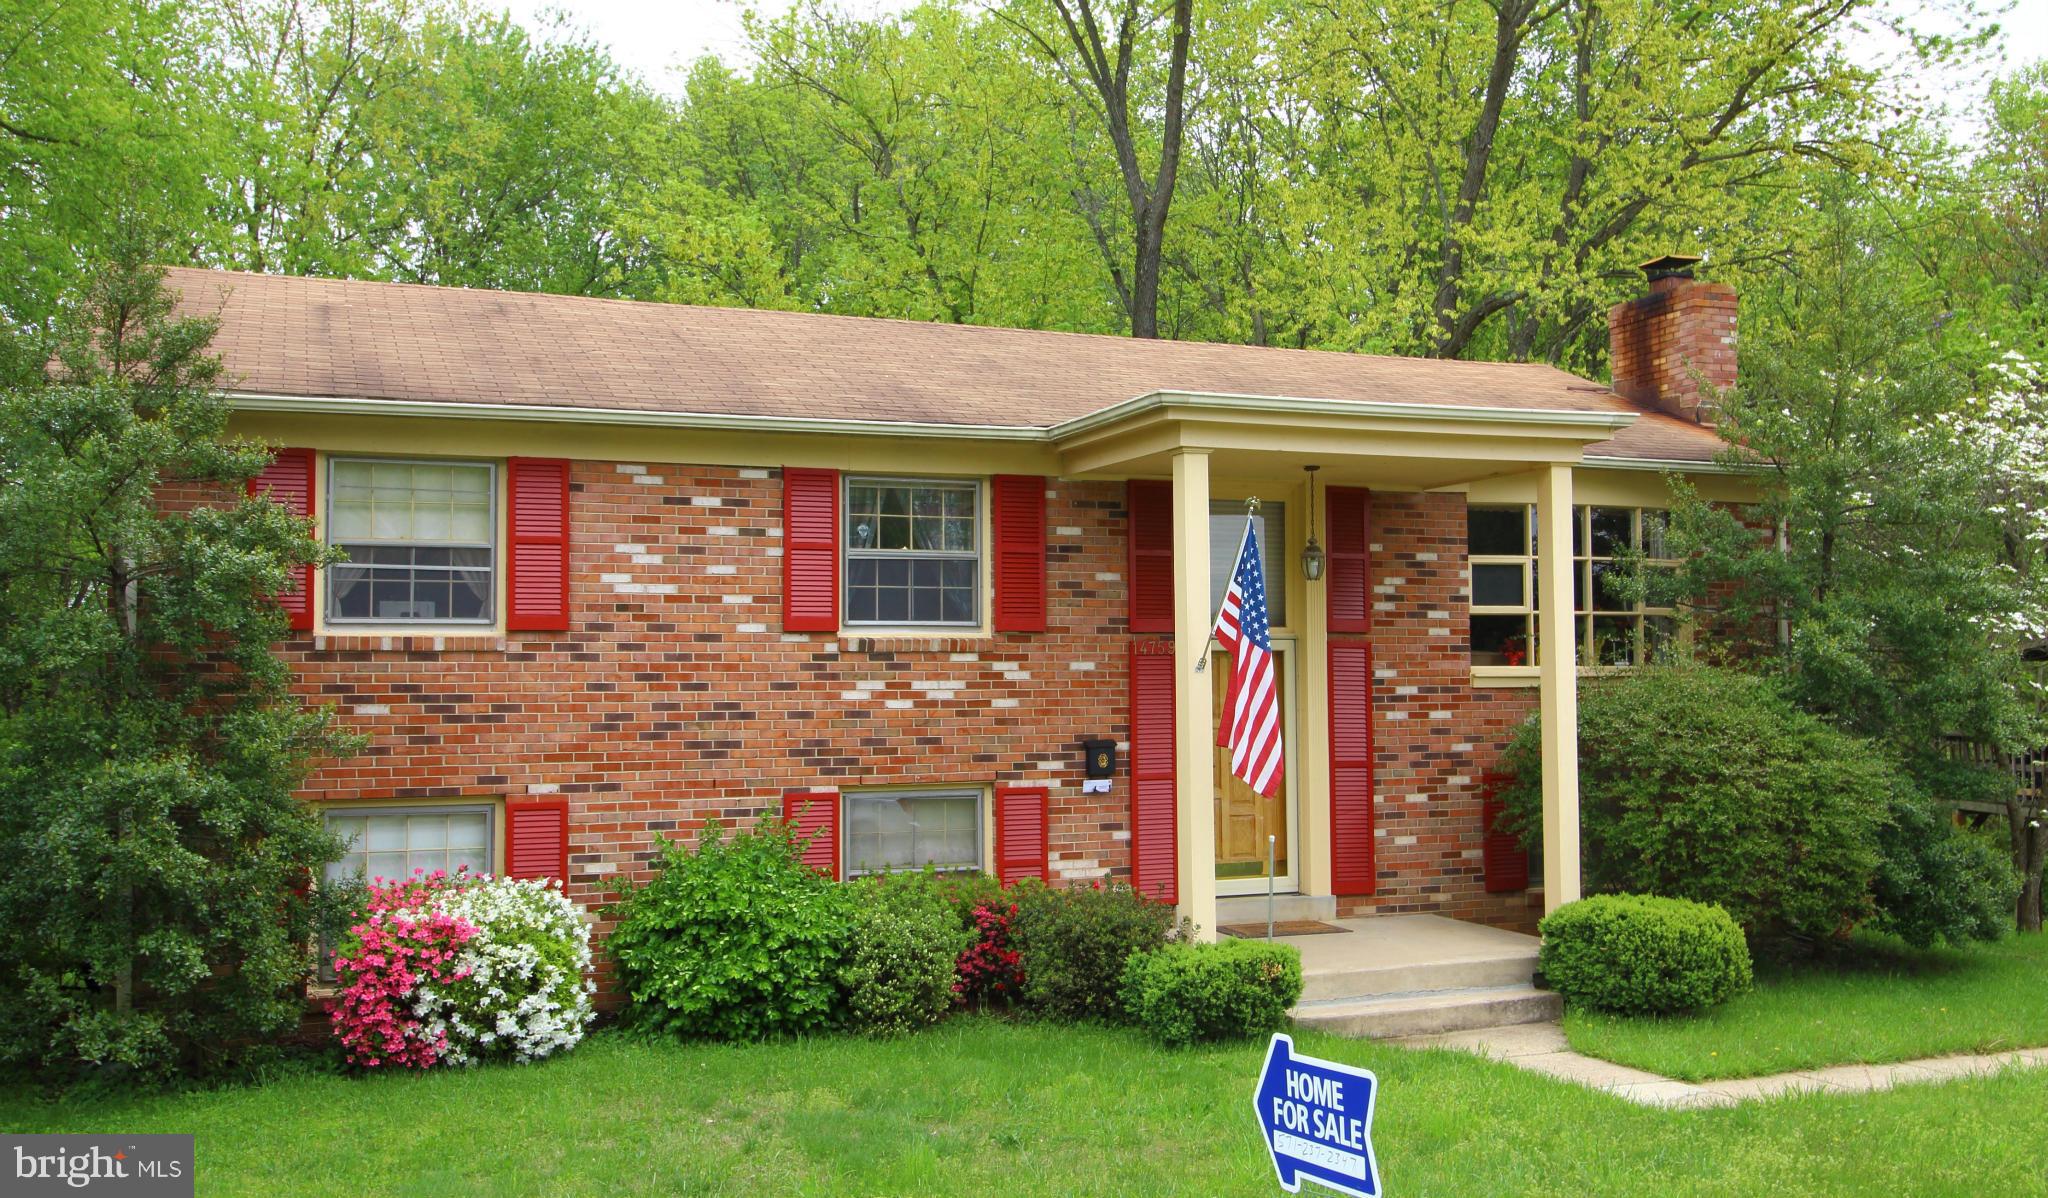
left=1335, top=491, right=1539, bottom=931
left=245, top=462, right=1545, bottom=994
left=281, top=465, right=1147, bottom=995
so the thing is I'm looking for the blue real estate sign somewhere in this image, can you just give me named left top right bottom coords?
left=1253, top=1033, right=1381, bottom=1197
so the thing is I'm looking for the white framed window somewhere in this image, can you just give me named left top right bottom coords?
left=843, top=477, right=980, bottom=626
left=323, top=803, right=495, bottom=886
left=1466, top=504, right=1679, bottom=667
left=327, top=457, right=496, bottom=624
left=843, top=788, right=983, bottom=876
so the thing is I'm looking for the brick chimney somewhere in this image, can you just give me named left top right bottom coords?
left=1607, top=254, right=1737, bottom=424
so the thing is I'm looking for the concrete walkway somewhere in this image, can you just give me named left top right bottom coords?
left=1388, top=1022, right=2048, bottom=1109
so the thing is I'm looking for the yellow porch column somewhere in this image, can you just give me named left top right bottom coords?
left=1535, top=463, right=1583, bottom=911
left=1171, top=449, right=1218, bottom=938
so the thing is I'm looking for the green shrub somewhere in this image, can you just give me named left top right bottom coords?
left=1539, top=894, right=1753, bottom=1014
left=863, top=867, right=1007, bottom=932
left=1119, top=939, right=1303, bottom=1046
left=838, top=878, right=971, bottom=1035
left=1010, top=881, right=1188, bottom=1021
left=606, top=820, right=851, bottom=1040
left=1499, top=665, right=1886, bottom=942
left=1870, top=786, right=2018, bottom=948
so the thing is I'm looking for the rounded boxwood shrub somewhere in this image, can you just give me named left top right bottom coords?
left=1498, top=665, right=1886, bottom=943
left=1539, top=894, right=1752, bottom=1014
left=605, top=820, right=851, bottom=1040
left=1010, top=881, right=1188, bottom=1022
left=1119, top=938, right=1303, bottom=1046
left=838, top=877, right=971, bottom=1035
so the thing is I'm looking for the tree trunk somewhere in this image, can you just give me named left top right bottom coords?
left=1027, top=0, right=1191, bottom=339
left=1429, top=0, right=1535, bottom=358
left=1130, top=222, right=1164, bottom=338
left=2013, top=801, right=2045, bottom=933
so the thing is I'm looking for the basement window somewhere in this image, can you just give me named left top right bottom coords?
left=843, top=789, right=983, bottom=877
left=323, top=804, right=495, bottom=885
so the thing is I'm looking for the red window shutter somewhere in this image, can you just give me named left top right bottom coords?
left=1328, top=641, right=1375, bottom=895
left=506, top=457, right=571, bottom=631
left=247, top=447, right=316, bottom=630
left=1481, top=772, right=1530, bottom=893
left=1326, top=486, right=1372, bottom=633
left=505, top=798, right=569, bottom=881
left=994, top=786, right=1050, bottom=884
left=782, top=790, right=841, bottom=879
left=782, top=468, right=840, bottom=633
left=992, top=475, right=1048, bottom=632
left=1128, top=644, right=1177, bottom=904
left=1126, top=480, right=1174, bottom=633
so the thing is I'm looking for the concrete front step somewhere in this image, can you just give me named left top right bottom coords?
left=1299, top=949, right=1539, bottom=1003
left=1292, top=985, right=1563, bottom=1040
left=1215, top=893, right=1338, bottom=925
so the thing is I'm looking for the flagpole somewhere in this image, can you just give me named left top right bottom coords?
left=1195, top=497, right=1260, bottom=674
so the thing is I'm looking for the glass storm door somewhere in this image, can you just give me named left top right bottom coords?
left=1212, top=641, right=1298, bottom=895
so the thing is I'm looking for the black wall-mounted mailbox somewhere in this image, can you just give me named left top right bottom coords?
left=1082, top=738, right=1117, bottom=779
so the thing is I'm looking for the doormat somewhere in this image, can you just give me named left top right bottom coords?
left=1218, top=920, right=1350, bottom=938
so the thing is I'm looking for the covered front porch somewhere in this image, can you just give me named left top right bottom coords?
left=1048, top=391, right=1616, bottom=938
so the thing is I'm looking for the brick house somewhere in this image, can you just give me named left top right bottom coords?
left=165, top=255, right=1748, bottom=985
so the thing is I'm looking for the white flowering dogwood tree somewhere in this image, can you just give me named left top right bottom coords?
left=1923, top=350, right=2048, bottom=929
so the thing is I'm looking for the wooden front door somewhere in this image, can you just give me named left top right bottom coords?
left=1213, top=646, right=1291, bottom=886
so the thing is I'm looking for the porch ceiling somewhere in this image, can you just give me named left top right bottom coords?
left=1051, top=390, right=1639, bottom=487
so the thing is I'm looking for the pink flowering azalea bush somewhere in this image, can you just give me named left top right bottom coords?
left=331, top=870, right=594, bottom=1069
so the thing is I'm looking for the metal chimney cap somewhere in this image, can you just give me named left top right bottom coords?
left=1640, top=254, right=1704, bottom=281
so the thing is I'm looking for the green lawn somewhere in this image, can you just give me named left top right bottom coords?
left=2, top=1020, right=2043, bottom=1196
left=1565, top=931, right=2048, bottom=1082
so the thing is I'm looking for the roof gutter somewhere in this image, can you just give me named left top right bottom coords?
left=1046, top=389, right=1640, bottom=442
left=230, top=388, right=1641, bottom=442
left=1580, top=454, right=1752, bottom=475
left=224, top=390, right=1760, bottom=476
left=223, top=392, right=1049, bottom=441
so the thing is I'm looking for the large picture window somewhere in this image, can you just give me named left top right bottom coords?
left=843, top=789, right=983, bottom=876
left=328, top=458, right=495, bottom=623
left=1466, top=504, right=1679, bottom=667
left=323, top=804, right=494, bottom=886
left=843, top=477, right=980, bottom=626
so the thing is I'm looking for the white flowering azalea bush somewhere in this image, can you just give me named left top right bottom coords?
left=331, top=869, right=594, bottom=1070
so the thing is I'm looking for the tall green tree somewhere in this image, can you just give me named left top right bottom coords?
left=363, top=10, right=670, bottom=295
left=1277, top=0, right=1903, bottom=365
left=1648, top=192, right=2047, bottom=925
left=997, top=0, right=1195, bottom=338
left=198, top=0, right=668, bottom=295
left=1659, top=198, right=2042, bottom=748
left=198, top=0, right=424, bottom=276
left=0, top=244, right=355, bottom=1078
left=0, top=0, right=214, bottom=325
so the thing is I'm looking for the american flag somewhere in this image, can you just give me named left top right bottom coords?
left=1213, top=518, right=1283, bottom=798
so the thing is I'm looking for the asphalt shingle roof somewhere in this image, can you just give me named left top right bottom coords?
left=165, top=267, right=1725, bottom=463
